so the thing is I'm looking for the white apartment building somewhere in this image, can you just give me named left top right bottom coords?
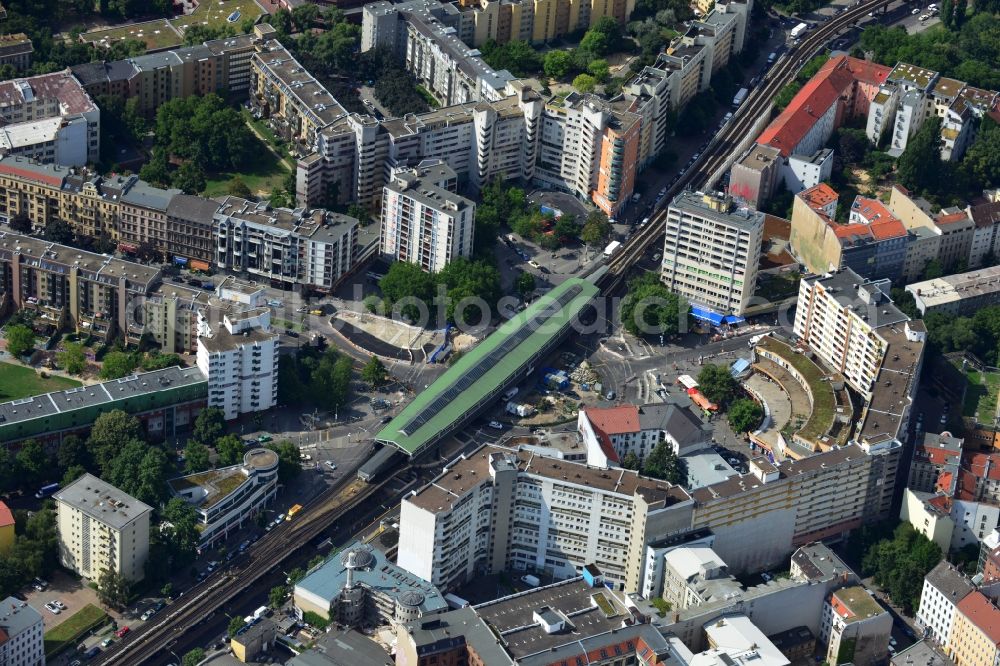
left=380, top=161, right=475, bottom=273
left=196, top=309, right=279, bottom=420
left=396, top=445, right=692, bottom=592
left=0, top=598, right=44, bottom=666
left=819, top=585, right=892, bottom=666
left=168, top=448, right=279, bottom=549
left=917, top=563, right=977, bottom=647
left=55, top=473, right=152, bottom=583
left=213, top=196, right=358, bottom=291
left=661, top=545, right=739, bottom=610
left=661, top=191, right=764, bottom=317
left=0, top=70, right=101, bottom=166
left=793, top=269, right=911, bottom=396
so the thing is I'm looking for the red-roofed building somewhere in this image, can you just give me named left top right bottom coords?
left=757, top=56, right=890, bottom=160
left=577, top=402, right=711, bottom=467
left=910, top=433, right=964, bottom=493
left=0, top=501, right=12, bottom=554
left=949, top=591, right=1000, bottom=666
left=790, top=187, right=910, bottom=281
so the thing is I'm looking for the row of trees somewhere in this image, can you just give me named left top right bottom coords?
left=848, top=521, right=942, bottom=615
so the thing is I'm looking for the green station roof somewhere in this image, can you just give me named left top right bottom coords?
left=375, top=277, right=599, bottom=456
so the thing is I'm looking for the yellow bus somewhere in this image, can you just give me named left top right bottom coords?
left=286, top=504, right=303, bottom=521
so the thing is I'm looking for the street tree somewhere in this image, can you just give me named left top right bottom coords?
left=362, top=356, right=389, bottom=389
left=697, top=364, right=738, bottom=406
left=216, top=434, right=245, bottom=467
left=96, top=569, right=130, bottom=610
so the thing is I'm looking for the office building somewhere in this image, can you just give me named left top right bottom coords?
left=380, top=161, right=475, bottom=273
left=0, top=69, right=100, bottom=166
left=819, top=586, right=892, bottom=666
left=0, top=598, right=43, bottom=666
left=578, top=401, right=712, bottom=468
left=948, top=591, right=1000, bottom=666
left=916, top=562, right=976, bottom=648
left=214, top=196, right=359, bottom=291
left=196, top=309, right=279, bottom=420
left=55, top=473, right=152, bottom=583
left=661, top=191, right=764, bottom=317
left=168, top=448, right=278, bottom=548
left=294, top=541, right=448, bottom=626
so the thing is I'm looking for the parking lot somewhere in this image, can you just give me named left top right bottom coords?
left=23, top=570, right=109, bottom=632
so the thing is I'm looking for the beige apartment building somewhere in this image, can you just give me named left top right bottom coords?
left=55, top=474, right=152, bottom=583
left=948, top=591, right=1000, bottom=666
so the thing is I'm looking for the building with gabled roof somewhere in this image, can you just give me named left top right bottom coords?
left=579, top=400, right=712, bottom=467
left=948, top=591, right=1000, bottom=666
left=917, top=562, right=976, bottom=648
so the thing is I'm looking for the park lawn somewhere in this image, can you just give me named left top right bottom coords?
left=82, top=19, right=181, bottom=50
left=202, top=140, right=292, bottom=198
left=44, top=604, right=109, bottom=658
left=0, top=362, right=81, bottom=401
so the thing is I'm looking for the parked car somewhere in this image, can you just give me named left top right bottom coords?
left=114, top=626, right=130, bottom=638
left=101, top=638, right=113, bottom=648
left=141, top=609, right=154, bottom=621
left=300, top=453, right=312, bottom=461
left=488, top=420, right=504, bottom=430
left=324, top=461, right=337, bottom=470
left=257, top=435, right=272, bottom=443
left=44, top=602, right=61, bottom=614
left=285, top=329, right=299, bottom=338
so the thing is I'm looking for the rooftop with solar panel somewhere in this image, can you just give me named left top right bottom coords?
left=374, top=277, right=600, bottom=457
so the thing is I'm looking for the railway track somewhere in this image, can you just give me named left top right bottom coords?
left=599, top=0, right=892, bottom=292
left=95, top=463, right=408, bottom=665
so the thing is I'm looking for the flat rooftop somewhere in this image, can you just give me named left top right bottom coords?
left=399, top=608, right=514, bottom=666
left=375, top=278, right=600, bottom=456
left=55, top=472, right=152, bottom=529
left=808, top=270, right=909, bottom=329
left=791, top=542, right=855, bottom=582
left=407, top=443, right=689, bottom=514
left=831, top=586, right=885, bottom=623
left=907, top=264, right=1000, bottom=310
left=855, top=323, right=923, bottom=445
left=474, top=578, right=630, bottom=660
left=669, top=191, right=765, bottom=233
left=169, top=448, right=277, bottom=510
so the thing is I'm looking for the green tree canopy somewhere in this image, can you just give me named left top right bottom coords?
left=184, top=439, right=212, bottom=474
left=697, top=364, right=738, bottom=406
left=573, top=73, right=597, bottom=93
left=88, top=410, right=145, bottom=472
left=100, top=350, right=139, bottom=380
left=216, top=434, right=245, bottom=467
left=15, top=440, right=49, bottom=486
left=516, top=272, right=536, bottom=300
left=267, top=441, right=303, bottom=483
left=192, top=407, right=226, bottom=448
left=728, top=398, right=763, bottom=434
left=544, top=50, right=573, bottom=79
left=620, top=273, right=689, bottom=337
left=580, top=211, right=612, bottom=247
left=898, top=116, right=943, bottom=193
left=641, top=441, right=685, bottom=484
left=57, top=342, right=87, bottom=375
left=362, top=356, right=389, bottom=389
left=5, top=324, right=36, bottom=358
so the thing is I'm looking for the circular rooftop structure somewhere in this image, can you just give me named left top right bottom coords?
left=398, top=590, right=425, bottom=608
left=244, top=447, right=279, bottom=471
left=341, top=544, right=375, bottom=571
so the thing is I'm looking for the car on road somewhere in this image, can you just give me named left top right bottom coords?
left=324, top=460, right=337, bottom=470
left=488, top=420, right=504, bottom=430
left=257, top=434, right=272, bottom=443
left=276, top=513, right=285, bottom=522
left=115, top=626, right=130, bottom=639
left=911, top=7, right=920, bottom=13
left=528, top=260, right=541, bottom=269
left=381, top=415, right=393, bottom=424
left=43, top=602, right=61, bottom=614
left=285, top=329, right=299, bottom=338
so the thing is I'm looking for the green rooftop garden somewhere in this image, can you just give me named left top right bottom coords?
left=757, top=336, right=836, bottom=442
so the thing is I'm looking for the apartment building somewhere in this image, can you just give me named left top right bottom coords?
left=908, top=432, right=963, bottom=494
left=867, top=62, right=999, bottom=161
left=168, top=448, right=279, bottom=548
left=70, top=29, right=259, bottom=108
left=165, top=194, right=218, bottom=267
left=661, top=545, right=740, bottom=610
left=451, top=0, right=638, bottom=45
left=0, top=69, right=100, bottom=166
left=396, top=444, right=692, bottom=592
left=380, top=161, right=475, bottom=273
left=661, top=191, right=764, bottom=317
left=214, top=196, right=358, bottom=291
left=792, top=269, right=911, bottom=396
left=917, top=562, right=976, bottom=647
left=0, top=33, right=33, bottom=71
left=578, top=401, right=712, bottom=468
left=0, top=231, right=160, bottom=342
left=907, top=265, right=1000, bottom=316
left=0, top=598, right=43, bottom=666
left=196, top=309, right=279, bottom=420
left=790, top=183, right=910, bottom=282
left=819, top=586, right=892, bottom=666
left=948, top=592, right=1000, bottom=666
left=729, top=144, right=783, bottom=209
left=55, top=473, right=152, bottom=583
